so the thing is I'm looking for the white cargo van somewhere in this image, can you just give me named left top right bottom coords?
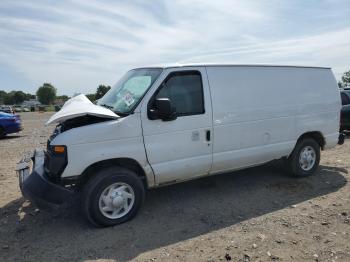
left=17, top=64, right=344, bottom=227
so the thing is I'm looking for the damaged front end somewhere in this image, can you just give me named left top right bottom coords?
left=45, top=115, right=113, bottom=183
left=16, top=149, right=75, bottom=209
left=48, top=114, right=114, bottom=143
left=46, top=94, right=119, bottom=126
left=16, top=94, right=120, bottom=208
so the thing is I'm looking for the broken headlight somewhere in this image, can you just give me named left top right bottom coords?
left=44, top=145, right=68, bottom=180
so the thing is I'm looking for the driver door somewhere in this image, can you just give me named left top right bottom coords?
left=140, top=68, right=213, bottom=185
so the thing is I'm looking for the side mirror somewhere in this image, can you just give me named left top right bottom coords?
left=149, top=98, right=177, bottom=121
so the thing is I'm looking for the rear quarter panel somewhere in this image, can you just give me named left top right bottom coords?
left=293, top=69, right=341, bottom=149
left=206, top=66, right=340, bottom=174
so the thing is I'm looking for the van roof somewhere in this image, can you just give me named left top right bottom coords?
left=134, top=63, right=331, bottom=70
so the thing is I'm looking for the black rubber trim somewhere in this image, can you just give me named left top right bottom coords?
left=19, top=164, right=74, bottom=209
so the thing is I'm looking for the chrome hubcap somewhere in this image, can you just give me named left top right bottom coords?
left=299, top=146, right=316, bottom=171
left=99, top=182, right=135, bottom=219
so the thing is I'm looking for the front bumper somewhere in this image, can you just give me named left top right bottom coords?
left=16, top=149, right=74, bottom=209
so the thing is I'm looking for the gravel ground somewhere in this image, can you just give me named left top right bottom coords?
left=0, top=112, right=349, bottom=262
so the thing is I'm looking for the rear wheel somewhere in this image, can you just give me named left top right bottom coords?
left=81, top=166, right=145, bottom=227
left=286, top=138, right=320, bottom=177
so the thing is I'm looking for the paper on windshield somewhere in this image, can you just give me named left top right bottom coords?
left=122, top=92, right=135, bottom=107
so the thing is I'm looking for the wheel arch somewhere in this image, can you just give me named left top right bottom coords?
left=78, top=158, right=149, bottom=189
left=296, top=131, right=325, bottom=150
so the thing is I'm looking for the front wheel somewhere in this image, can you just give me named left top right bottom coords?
left=81, top=166, right=145, bottom=227
left=286, top=138, right=320, bottom=177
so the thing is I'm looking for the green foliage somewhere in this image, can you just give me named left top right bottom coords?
left=341, top=70, right=350, bottom=87
left=46, top=105, right=55, bottom=112
left=56, top=95, right=69, bottom=101
left=0, top=90, right=6, bottom=104
left=86, top=93, right=96, bottom=102
left=95, top=85, right=111, bottom=100
left=0, top=90, right=34, bottom=105
left=36, top=83, right=57, bottom=105
left=11, top=91, right=26, bottom=104
left=0, top=87, right=69, bottom=106
left=85, top=84, right=111, bottom=102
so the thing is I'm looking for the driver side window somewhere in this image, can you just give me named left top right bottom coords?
left=156, top=71, right=205, bottom=116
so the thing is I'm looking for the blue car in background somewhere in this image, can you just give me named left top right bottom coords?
left=0, top=112, right=22, bottom=138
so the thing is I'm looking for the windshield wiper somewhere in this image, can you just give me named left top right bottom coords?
left=99, top=104, right=129, bottom=116
left=99, top=103, right=114, bottom=110
left=114, top=111, right=130, bottom=117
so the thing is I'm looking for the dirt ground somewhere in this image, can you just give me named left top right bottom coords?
left=0, top=112, right=349, bottom=262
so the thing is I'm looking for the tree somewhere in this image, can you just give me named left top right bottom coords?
left=3, top=94, right=12, bottom=105
left=1, top=91, right=15, bottom=104
left=86, top=93, right=96, bottom=102
left=95, top=85, right=111, bottom=100
left=11, top=91, right=27, bottom=104
left=0, top=90, right=36, bottom=104
left=341, top=70, right=350, bottom=87
left=56, top=95, right=69, bottom=102
left=36, top=83, right=57, bottom=104
left=0, top=90, right=6, bottom=104
left=56, top=95, right=69, bottom=100
left=26, top=93, right=36, bottom=100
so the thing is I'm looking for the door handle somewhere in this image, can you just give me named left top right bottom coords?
left=206, top=130, right=211, bottom=141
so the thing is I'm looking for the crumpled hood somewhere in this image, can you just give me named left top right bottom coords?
left=46, top=94, right=119, bottom=125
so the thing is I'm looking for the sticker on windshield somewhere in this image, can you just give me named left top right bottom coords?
left=122, top=92, right=135, bottom=107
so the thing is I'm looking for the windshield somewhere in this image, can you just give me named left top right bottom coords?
left=98, top=68, right=162, bottom=114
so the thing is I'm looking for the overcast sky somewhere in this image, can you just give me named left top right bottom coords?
left=0, top=0, right=349, bottom=95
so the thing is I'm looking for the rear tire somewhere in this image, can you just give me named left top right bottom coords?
left=286, top=138, right=320, bottom=177
left=81, top=166, right=145, bottom=227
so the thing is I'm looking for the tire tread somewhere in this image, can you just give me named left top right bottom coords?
left=81, top=166, right=145, bottom=227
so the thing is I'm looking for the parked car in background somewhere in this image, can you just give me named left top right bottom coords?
left=0, top=105, right=14, bottom=114
left=340, top=89, right=350, bottom=131
left=0, top=112, right=22, bottom=138
left=22, top=107, right=30, bottom=112
left=13, top=106, right=23, bottom=113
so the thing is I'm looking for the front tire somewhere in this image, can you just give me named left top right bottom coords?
left=286, top=138, right=320, bottom=177
left=81, top=166, right=145, bottom=227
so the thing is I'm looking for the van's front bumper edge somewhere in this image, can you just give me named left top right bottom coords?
left=16, top=149, right=75, bottom=210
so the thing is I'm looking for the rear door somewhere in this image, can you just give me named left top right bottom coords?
left=140, top=67, right=213, bottom=185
